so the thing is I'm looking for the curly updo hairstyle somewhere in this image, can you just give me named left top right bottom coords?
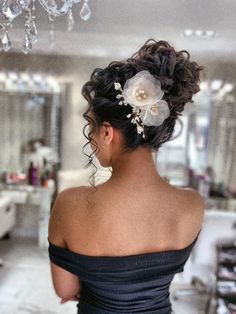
left=82, top=39, right=203, bottom=166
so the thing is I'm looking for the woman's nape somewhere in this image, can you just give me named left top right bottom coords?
left=89, top=117, right=164, bottom=187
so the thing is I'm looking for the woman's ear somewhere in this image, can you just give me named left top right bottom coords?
left=101, top=122, right=114, bottom=145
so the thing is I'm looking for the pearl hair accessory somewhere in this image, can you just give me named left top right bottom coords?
left=114, top=70, right=170, bottom=138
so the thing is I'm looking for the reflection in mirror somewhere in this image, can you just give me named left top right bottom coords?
left=0, top=70, right=65, bottom=260
left=0, top=71, right=62, bottom=181
left=157, top=77, right=236, bottom=200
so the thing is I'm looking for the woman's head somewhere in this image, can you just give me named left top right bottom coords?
left=82, top=39, right=203, bottom=167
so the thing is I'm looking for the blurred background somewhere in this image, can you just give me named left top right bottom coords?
left=1, top=1, right=236, bottom=313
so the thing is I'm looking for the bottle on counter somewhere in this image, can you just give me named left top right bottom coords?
left=40, top=158, right=50, bottom=187
left=188, top=168, right=195, bottom=188
left=39, top=158, right=56, bottom=195
left=197, top=174, right=211, bottom=198
left=47, top=162, right=56, bottom=193
left=27, top=161, right=39, bottom=186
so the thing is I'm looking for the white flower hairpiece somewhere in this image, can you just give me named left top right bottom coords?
left=114, top=70, right=170, bottom=138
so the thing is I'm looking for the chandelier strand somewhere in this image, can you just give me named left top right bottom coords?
left=0, top=0, right=91, bottom=54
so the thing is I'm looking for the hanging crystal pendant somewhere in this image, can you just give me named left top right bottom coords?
left=0, top=23, right=5, bottom=32
left=39, top=0, right=71, bottom=16
left=49, top=29, right=55, bottom=44
left=0, top=0, right=8, bottom=9
left=20, top=0, right=38, bottom=49
left=1, top=31, right=12, bottom=52
left=0, top=0, right=92, bottom=52
left=24, top=20, right=38, bottom=45
left=29, top=0, right=38, bottom=44
left=2, top=0, right=22, bottom=21
left=80, top=0, right=91, bottom=21
left=67, top=8, right=75, bottom=32
left=18, top=0, right=31, bottom=10
left=28, top=20, right=38, bottom=44
left=21, top=33, right=33, bottom=54
left=48, top=13, right=56, bottom=22
left=49, top=20, right=55, bottom=48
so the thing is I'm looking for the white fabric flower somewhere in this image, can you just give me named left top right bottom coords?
left=122, top=70, right=164, bottom=108
left=113, top=70, right=170, bottom=138
left=140, top=100, right=170, bottom=127
left=121, top=70, right=170, bottom=127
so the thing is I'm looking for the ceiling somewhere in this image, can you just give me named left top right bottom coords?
left=4, top=0, right=236, bottom=63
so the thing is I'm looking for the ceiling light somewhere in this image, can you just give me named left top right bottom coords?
left=213, top=82, right=234, bottom=99
left=0, top=0, right=91, bottom=54
left=20, top=72, right=31, bottom=82
left=0, top=72, right=7, bottom=81
left=183, top=29, right=216, bottom=39
left=195, top=30, right=204, bottom=37
left=196, top=116, right=208, bottom=126
left=8, top=71, right=18, bottom=81
left=211, top=80, right=223, bottom=91
left=183, top=29, right=193, bottom=37
left=205, top=30, right=215, bottom=37
left=32, top=73, right=43, bottom=83
left=200, top=81, right=208, bottom=91
left=0, top=70, right=60, bottom=93
left=222, top=83, right=234, bottom=93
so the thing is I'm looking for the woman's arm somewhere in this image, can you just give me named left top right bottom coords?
left=48, top=188, right=82, bottom=300
left=49, top=260, right=82, bottom=300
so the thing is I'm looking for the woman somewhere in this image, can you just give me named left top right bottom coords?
left=48, top=39, right=205, bottom=314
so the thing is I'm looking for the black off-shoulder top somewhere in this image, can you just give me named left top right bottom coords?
left=48, top=232, right=200, bottom=314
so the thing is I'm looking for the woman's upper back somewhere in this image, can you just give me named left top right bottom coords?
left=62, top=179, right=205, bottom=257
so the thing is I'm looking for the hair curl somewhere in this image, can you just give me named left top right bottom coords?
left=82, top=39, right=203, bottom=168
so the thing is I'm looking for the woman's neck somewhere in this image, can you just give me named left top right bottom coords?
left=107, top=147, right=163, bottom=186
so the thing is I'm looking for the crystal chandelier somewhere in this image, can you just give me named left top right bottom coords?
left=0, top=0, right=91, bottom=54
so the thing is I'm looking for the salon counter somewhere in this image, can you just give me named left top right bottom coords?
left=0, top=185, right=55, bottom=248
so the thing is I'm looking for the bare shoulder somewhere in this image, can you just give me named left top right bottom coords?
left=48, top=186, right=93, bottom=244
left=53, top=185, right=95, bottom=206
left=180, top=187, right=205, bottom=224
left=183, top=187, right=205, bottom=209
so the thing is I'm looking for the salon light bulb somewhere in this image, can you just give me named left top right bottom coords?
left=195, top=30, right=204, bottom=37
left=211, top=80, right=223, bottom=91
left=222, top=83, right=234, bottom=93
left=0, top=72, right=7, bottom=82
left=183, top=29, right=193, bottom=37
left=205, top=30, right=215, bottom=37
left=200, top=81, right=208, bottom=91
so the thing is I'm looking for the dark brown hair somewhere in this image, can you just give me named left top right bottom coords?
left=82, top=39, right=203, bottom=168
